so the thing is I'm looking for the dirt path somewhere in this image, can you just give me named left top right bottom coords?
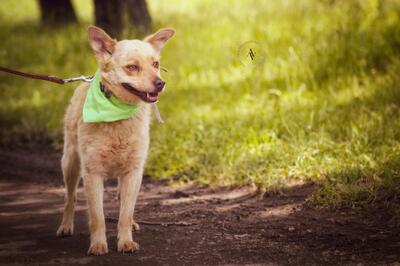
left=0, top=145, right=399, bottom=265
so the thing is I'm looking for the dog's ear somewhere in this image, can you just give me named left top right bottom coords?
left=88, top=26, right=117, bottom=62
left=145, top=28, right=175, bottom=52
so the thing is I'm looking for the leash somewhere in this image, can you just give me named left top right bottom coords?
left=0, top=66, right=93, bottom=84
left=0, top=65, right=164, bottom=123
left=0, top=66, right=167, bottom=84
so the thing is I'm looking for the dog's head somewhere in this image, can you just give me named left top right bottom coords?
left=88, top=26, right=175, bottom=104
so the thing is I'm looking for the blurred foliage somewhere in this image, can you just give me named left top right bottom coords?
left=0, top=0, right=400, bottom=208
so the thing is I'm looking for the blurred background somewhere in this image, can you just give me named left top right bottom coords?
left=0, top=0, right=399, bottom=210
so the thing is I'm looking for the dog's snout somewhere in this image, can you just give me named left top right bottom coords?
left=154, top=79, right=165, bottom=92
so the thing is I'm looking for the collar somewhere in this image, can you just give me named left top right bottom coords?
left=82, top=70, right=141, bottom=123
left=99, top=82, right=112, bottom=98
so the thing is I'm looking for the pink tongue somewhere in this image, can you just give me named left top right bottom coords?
left=146, top=93, right=158, bottom=101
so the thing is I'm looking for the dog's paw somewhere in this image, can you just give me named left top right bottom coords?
left=118, top=240, right=139, bottom=253
left=88, top=242, right=108, bottom=255
left=132, top=219, right=140, bottom=231
left=56, top=223, right=74, bottom=237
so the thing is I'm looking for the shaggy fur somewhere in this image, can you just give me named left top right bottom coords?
left=56, top=26, right=175, bottom=255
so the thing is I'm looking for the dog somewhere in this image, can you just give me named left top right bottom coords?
left=56, top=25, right=175, bottom=255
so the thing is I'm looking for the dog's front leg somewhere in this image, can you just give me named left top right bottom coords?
left=117, top=178, right=141, bottom=231
left=83, top=174, right=108, bottom=255
left=117, top=171, right=142, bottom=253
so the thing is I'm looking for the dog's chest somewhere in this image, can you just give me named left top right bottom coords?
left=100, top=135, right=146, bottom=175
left=79, top=110, right=150, bottom=177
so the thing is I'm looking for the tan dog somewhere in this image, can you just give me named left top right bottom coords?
left=56, top=26, right=175, bottom=255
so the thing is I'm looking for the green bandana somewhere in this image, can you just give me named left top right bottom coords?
left=83, top=70, right=141, bottom=123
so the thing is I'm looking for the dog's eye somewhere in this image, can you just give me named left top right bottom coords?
left=153, top=61, right=160, bottom=69
left=126, top=65, right=140, bottom=72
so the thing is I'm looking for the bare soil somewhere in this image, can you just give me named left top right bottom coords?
left=0, top=144, right=399, bottom=265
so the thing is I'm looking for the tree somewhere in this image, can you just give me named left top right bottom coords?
left=125, top=0, right=152, bottom=34
left=38, top=0, right=77, bottom=26
left=93, top=0, right=152, bottom=39
left=94, top=0, right=123, bottom=39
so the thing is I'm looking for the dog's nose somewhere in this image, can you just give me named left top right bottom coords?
left=154, top=79, right=165, bottom=92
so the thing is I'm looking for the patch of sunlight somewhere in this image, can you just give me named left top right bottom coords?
left=0, top=0, right=39, bottom=23
left=0, top=240, right=37, bottom=250
left=161, top=188, right=253, bottom=206
left=0, top=205, right=87, bottom=217
left=330, top=75, right=378, bottom=106
left=4, top=90, right=48, bottom=110
left=72, top=0, right=93, bottom=22
left=12, top=224, right=46, bottom=230
left=257, top=203, right=301, bottom=219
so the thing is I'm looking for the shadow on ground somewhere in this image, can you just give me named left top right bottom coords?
left=0, top=145, right=399, bottom=265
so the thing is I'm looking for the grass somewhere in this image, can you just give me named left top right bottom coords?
left=0, top=0, right=400, bottom=209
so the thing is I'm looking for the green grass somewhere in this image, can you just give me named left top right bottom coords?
left=0, top=0, right=400, bottom=208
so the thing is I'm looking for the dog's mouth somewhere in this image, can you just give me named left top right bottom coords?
left=121, top=83, right=159, bottom=103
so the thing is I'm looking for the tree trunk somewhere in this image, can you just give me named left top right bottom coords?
left=94, top=0, right=123, bottom=39
left=125, top=0, right=152, bottom=34
left=38, top=0, right=77, bottom=26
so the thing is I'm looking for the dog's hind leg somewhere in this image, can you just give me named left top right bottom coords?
left=57, top=143, right=81, bottom=237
